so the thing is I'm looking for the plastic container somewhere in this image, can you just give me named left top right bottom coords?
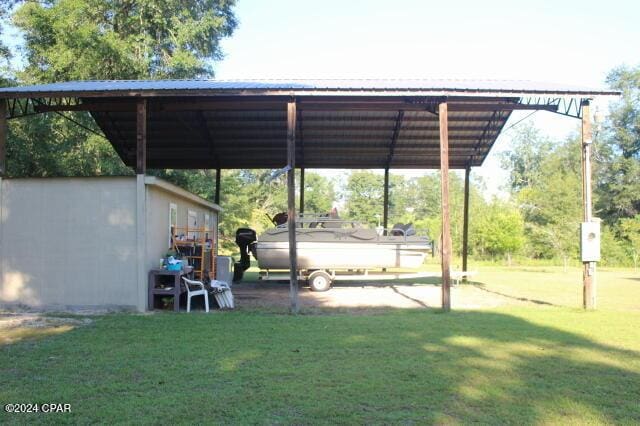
left=167, top=261, right=182, bottom=271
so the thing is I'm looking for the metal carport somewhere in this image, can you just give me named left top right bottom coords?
left=0, top=79, right=619, bottom=312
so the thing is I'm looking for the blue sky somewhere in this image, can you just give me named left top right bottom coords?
left=214, top=0, right=639, bottom=194
left=216, top=0, right=638, bottom=85
left=3, top=0, right=638, bottom=194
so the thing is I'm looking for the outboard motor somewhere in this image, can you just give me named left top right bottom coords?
left=233, top=228, right=257, bottom=282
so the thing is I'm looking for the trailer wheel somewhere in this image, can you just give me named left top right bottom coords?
left=308, top=270, right=332, bottom=292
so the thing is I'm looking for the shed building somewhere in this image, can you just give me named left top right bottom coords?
left=0, top=176, right=220, bottom=311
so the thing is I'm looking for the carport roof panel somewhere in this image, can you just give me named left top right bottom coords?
left=91, top=106, right=511, bottom=169
left=0, top=79, right=619, bottom=97
left=0, top=79, right=620, bottom=170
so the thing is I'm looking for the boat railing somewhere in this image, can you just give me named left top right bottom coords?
left=376, top=227, right=431, bottom=243
left=292, top=213, right=431, bottom=244
left=296, top=213, right=362, bottom=227
left=297, top=213, right=349, bottom=221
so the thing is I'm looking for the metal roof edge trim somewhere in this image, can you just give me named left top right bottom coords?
left=0, top=79, right=621, bottom=98
left=0, top=89, right=620, bottom=100
left=144, top=176, right=222, bottom=212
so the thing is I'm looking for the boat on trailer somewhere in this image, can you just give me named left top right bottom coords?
left=234, top=213, right=432, bottom=291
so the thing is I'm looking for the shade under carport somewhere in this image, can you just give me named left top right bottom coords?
left=0, top=79, right=619, bottom=313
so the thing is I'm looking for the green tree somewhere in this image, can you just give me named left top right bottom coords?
left=619, top=215, right=640, bottom=270
left=341, top=171, right=411, bottom=229
left=13, top=0, right=237, bottom=81
left=5, top=0, right=237, bottom=179
left=518, top=138, right=582, bottom=260
left=7, top=113, right=132, bottom=177
left=0, top=1, right=16, bottom=55
left=596, top=65, right=640, bottom=224
left=470, top=199, right=525, bottom=258
left=500, top=123, right=554, bottom=193
left=599, top=224, right=633, bottom=267
left=502, top=126, right=584, bottom=261
left=301, top=171, right=335, bottom=214
left=343, top=171, right=384, bottom=226
left=387, top=174, right=412, bottom=224
left=403, top=172, right=476, bottom=256
left=0, top=0, right=21, bottom=84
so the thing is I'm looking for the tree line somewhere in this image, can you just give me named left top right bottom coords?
left=0, top=1, right=638, bottom=266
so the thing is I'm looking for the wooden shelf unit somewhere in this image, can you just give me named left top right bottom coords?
left=171, top=226, right=216, bottom=281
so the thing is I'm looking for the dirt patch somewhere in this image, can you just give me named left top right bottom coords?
left=232, top=279, right=512, bottom=312
left=0, top=309, right=93, bottom=345
left=0, top=313, right=92, bottom=330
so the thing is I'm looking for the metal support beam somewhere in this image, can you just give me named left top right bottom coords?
left=383, top=168, right=390, bottom=232
left=136, top=99, right=147, bottom=174
left=581, top=101, right=596, bottom=309
left=287, top=101, right=299, bottom=314
left=386, top=110, right=405, bottom=167
left=299, top=168, right=305, bottom=214
left=462, top=167, right=470, bottom=281
left=439, top=102, right=452, bottom=312
left=0, top=99, right=6, bottom=177
left=30, top=100, right=559, bottom=114
left=215, top=168, right=221, bottom=205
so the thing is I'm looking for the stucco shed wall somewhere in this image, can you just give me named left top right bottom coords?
left=0, top=177, right=138, bottom=309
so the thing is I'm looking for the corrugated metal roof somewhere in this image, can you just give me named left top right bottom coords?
left=0, top=78, right=619, bottom=97
left=1, top=79, right=617, bottom=170
left=92, top=105, right=511, bottom=169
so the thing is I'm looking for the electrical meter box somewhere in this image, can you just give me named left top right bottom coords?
left=580, top=222, right=601, bottom=262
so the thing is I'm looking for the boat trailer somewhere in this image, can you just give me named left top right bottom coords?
left=258, top=269, right=439, bottom=292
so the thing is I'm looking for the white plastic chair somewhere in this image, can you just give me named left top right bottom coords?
left=181, top=277, right=209, bottom=313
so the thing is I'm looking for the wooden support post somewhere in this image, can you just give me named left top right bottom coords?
left=0, top=99, right=6, bottom=177
left=439, top=102, right=452, bottom=312
left=581, top=101, right=596, bottom=309
left=462, top=167, right=470, bottom=281
left=214, top=168, right=221, bottom=262
left=287, top=101, right=299, bottom=314
left=0, top=100, right=5, bottom=263
left=299, top=168, right=305, bottom=214
left=383, top=168, right=390, bottom=232
left=136, top=99, right=147, bottom=174
left=215, top=168, right=221, bottom=205
left=136, top=98, right=148, bottom=311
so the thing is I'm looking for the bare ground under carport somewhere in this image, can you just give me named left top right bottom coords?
left=231, top=277, right=547, bottom=312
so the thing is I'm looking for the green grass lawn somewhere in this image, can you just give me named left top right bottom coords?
left=456, top=265, right=640, bottom=311
left=1, top=267, right=639, bottom=424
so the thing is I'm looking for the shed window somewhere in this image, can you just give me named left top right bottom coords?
left=188, top=210, right=198, bottom=239
left=169, top=203, right=177, bottom=248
